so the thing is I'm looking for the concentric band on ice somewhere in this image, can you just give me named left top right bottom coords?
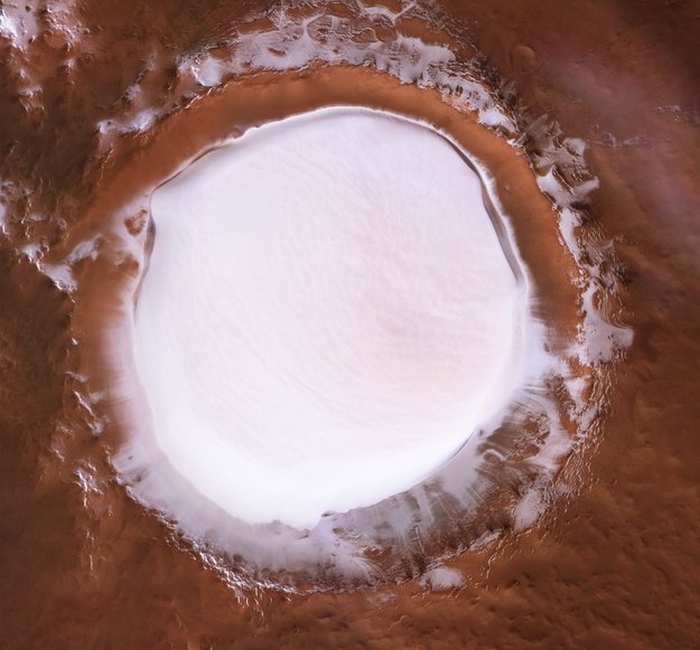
left=133, top=107, right=526, bottom=529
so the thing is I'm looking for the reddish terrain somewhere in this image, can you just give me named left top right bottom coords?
left=2, top=1, right=700, bottom=648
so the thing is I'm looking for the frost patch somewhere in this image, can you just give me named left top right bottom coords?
left=420, top=567, right=465, bottom=591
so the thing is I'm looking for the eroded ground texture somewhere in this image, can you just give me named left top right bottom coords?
left=2, top=0, right=700, bottom=648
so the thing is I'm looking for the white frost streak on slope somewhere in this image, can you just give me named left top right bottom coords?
left=0, top=201, right=7, bottom=236
left=34, top=236, right=102, bottom=293
left=420, top=567, right=465, bottom=591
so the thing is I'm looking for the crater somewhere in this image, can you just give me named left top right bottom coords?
left=35, top=2, right=631, bottom=591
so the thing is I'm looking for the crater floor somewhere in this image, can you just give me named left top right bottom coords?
left=132, top=107, right=525, bottom=529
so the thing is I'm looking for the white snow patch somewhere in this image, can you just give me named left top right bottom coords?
left=513, top=487, right=546, bottom=531
left=193, top=57, right=226, bottom=87
left=0, top=201, right=7, bottom=236
left=0, top=5, right=39, bottom=50
left=420, top=567, right=464, bottom=591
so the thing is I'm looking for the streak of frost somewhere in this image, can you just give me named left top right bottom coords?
left=38, top=236, right=101, bottom=293
left=420, top=567, right=464, bottom=591
left=0, top=201, right=7, bottom=236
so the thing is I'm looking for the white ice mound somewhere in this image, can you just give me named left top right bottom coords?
left=133, top=107, right=525, bottom=529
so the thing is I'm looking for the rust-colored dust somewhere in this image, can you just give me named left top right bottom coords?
left=2, top=1, right=700, bottom=648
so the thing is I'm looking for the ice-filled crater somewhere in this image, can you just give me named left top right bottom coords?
left=131, top=107, right=527, bottom=531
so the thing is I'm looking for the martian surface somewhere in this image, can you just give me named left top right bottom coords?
left=1, top=0, right=700, bottom=648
